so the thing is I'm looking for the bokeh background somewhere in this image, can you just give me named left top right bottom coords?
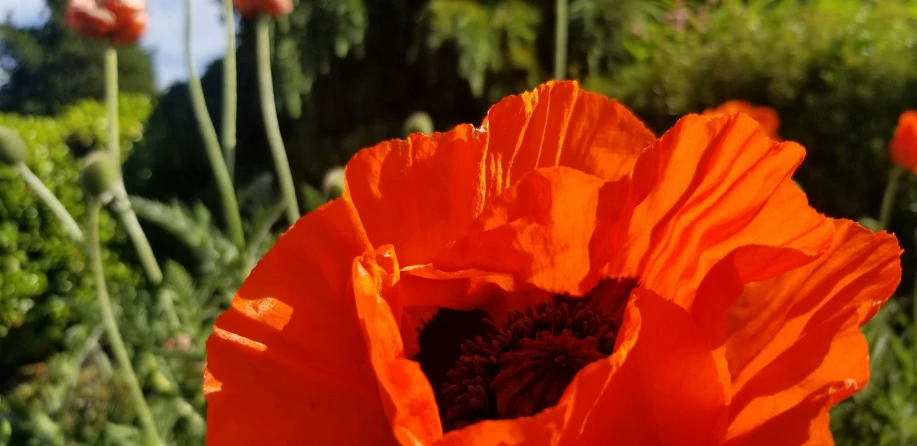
left=1, top=0, right=917, bottom=444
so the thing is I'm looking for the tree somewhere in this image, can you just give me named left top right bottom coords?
left=0, top=0, right=155, bottom=115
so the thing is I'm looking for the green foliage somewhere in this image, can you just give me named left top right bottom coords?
left=269, top=0, right=369, bottom=118
left=0, top=1, right=155, bottom=115
left=1, top=258, right=212, bottom=445
left=832, top=299, right=917, bottom=445
left=0, top=171, right=326, bottom=442
left=0, top=94, right=152, bottom=369
left=128, top=197, right=240, bottom=279
left=417, top=0, right=543, bottom=100
left=567, top=0, right=675, bottom=76
left=587, top=0, right=917, bottom=221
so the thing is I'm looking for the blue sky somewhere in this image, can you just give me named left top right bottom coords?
left=0, top=0, right=227, bottom=89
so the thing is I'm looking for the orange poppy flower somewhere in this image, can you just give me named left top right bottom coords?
left=204, top=81, right=900, bottom=445
left=233, top=0, right=293, bottom=18
left=890, top=110, right=917, bottom=173
left=703, top=100, right=781, bottom=141
left=66, top=0, right=146, bottom=45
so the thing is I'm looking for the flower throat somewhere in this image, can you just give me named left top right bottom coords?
left=415, top=278, right=637, bottom=432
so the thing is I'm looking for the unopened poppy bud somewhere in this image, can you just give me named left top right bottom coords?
left=858, top=217, right=881, bottom=232
left=80, top=151, right=122, bottom=200
left=0, top=126, right=28, bottom=165
left=150, top=370, right=175, bottom=394
left=403, top=111, right=434, bottom=137
left=234, top=0, right=293, bottom=18
left=322, top=166, right=345, bottom=199
left=0, top=418, right=10, bottom=444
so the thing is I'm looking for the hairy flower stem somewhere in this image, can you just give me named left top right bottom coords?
left=256, top=15, right=301, bottom=225
left=554, top=0, right=569, bottom=80
left=105, top=47, right=120, bottom=157
left=104, top=42, right=167, bottom=284
left=111, top=187, right=164, bottom=285
left=222, top=0, right=238, bottom=179
left=88, top=201, right=162, bottom=446
left=878, top=166, right=903, bottom=230
left=15, top=162, right=83, bottom=242
left=186, top=0, right=246, bottom=248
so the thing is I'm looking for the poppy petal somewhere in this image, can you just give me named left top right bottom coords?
left=435, top=166, right=611, bottom=298
left=344, top=80, right=653, bottom=267
left=345, top=127, right=488, bottom=267
left=724, top=310, right=864, bottom=443
left=720, top=220, right=900, bottom=441
left=690, top=179, right=835, bottom=346
left=481, top=80, right=655, bottom=198
left=568, top=289, right=729, bottom=445
left=724, top=394, right=834, bottom=446
left=351, top=246, right=442, bottom=444
left=204, top=199, right=395, bottom=445
left=625, top=114, right=825, bottom=307
left=727, top=219, right=900, bottom=387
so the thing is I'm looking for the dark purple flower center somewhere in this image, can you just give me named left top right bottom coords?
left=415, top=278, right=636, bottom=431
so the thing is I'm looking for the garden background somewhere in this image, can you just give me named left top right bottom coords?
left=1, top=0, right=916, bottom=444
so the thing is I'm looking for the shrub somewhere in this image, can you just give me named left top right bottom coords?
left=0, top=94, right=152, bottom=372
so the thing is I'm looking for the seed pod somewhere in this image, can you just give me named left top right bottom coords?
left=0, top=126, right=28, bottom=165
left=403, top=111, right=434, bottom=137
left=80, top=150, right=122, bottom=199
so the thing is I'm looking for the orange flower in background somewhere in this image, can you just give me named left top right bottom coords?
left=204, top=81, right=900, bottom=445
left=704, top=100, right=781, bottom=141
left=66, top=0, right=147, bottom=45
left=233, top=0, right=294, bottom=18
left=890, top=111, right=917, bottom=173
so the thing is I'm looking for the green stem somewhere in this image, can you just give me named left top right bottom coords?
left=553, top=0, right=569, bottom=81
left=878, top=166, right=903, bottom=231
left=87, top=201, right=162, bottom=446
left=186, top=0, right=246, bottom=248
left=15, top=162, right=83, bottom=242
left=112, top=187, right=163, bottom=285
left=256, top=16, right=301, bottom=225
left=222, top=0, right=238, bottom=179
left=105, top=47, right=120, bottom=158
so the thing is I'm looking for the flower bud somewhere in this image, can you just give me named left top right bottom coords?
left=149, top=370, right=175, bottom=394
left=234, top=0, right=293, bottom=18
left=322, top=166, right=345, bottom=199
left=0, top=126, right=29, bottom=166
left=403, top=111, right=434, bottom=137
left=80, top=150, right=122, bottom=200
left=858, top=217, right=881, bottom=232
